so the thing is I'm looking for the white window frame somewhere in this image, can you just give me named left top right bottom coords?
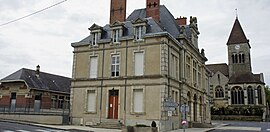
left=111, top=54, right=120, bottom=77
left=91, top=32, right=98, bottom=46
left=132, top=88, right=144, bottom=113
left=135, top=26, right=143, bottom=41
left=86, top=90, right=97, bottom=113
left=134, top=52, right=144, bottom=76
left=113, top=29, right=120, bottom=43
left=89, top=56, right=98, bottom=78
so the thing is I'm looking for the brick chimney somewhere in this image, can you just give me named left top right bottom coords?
left=110, top=0, right=126, bottom=24
left=146, top=0, right=160, bottom=22
left=175, top=16, right=187, bottom=25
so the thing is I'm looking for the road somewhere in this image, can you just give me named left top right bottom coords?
left=212, top=120, right=270, bottom=132
left=0, top=121, right=89, bottom=132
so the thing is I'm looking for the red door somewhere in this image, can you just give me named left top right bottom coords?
left=108, top=90, right=119, bottom=119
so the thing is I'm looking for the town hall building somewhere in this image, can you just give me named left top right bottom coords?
left=70, top=0, right=211, bottom=131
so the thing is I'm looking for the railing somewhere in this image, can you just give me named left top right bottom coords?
left=0, top=104, right=69, bottom=115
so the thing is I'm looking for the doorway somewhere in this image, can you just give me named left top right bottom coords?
left=108, top=89, right=119, bottom=119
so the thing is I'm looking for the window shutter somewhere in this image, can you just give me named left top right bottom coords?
left=87, top=91, right=96, bottom=112
left=133, top=89, right=143, bottom=113
left=135, top=52, right=144, bottom=76
left=90, top=57, right=98, bottom=78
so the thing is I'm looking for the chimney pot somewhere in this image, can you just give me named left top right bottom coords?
left=36, top=65, right=40, bottom=77
left=175, top=16, right=187, bottom=25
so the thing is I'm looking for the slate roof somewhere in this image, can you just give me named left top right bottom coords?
left=206, top=63, right=229, bottom=77
left=228, top=72, right=265, bottom=84
left=227, top=18, right=249, bottom=45
left=72, top=5, right=190, bottom=47
left=1, top=68, right=71, bottom=93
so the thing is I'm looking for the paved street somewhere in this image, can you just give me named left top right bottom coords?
left=0, top=121, right=66, bottom=132
left=211, top=121, right=270, bottom=132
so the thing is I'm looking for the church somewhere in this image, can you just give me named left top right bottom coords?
left=206, top=17, right=266, bottom=120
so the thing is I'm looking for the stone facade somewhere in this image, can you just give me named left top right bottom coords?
left=70, top=0, right=211, bottom=131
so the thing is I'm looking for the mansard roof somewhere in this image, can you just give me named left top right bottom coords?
left=227, top=18, right=249, bottom=45
left=72, top=5, right=192, bottom=47
left=1, top=68, right=71, bottom=93
left=228, top=72, right=265, bottom=84
left=206, top=63, right=229, bottom=77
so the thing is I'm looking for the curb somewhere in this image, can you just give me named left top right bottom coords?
left=0, top=119, right=90, bottom=132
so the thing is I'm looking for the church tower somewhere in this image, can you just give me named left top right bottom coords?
left=227, top=18, right=252, bottom=77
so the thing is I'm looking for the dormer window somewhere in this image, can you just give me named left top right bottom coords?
left=88, top=23, right=102, bottom=47
left=135, top=26, right=143, bottom=41
left=91, top=32, right=98, bottom=46
left=132, top=18, right=148, bottom=42
left=112, top=29, right=120, bottom=43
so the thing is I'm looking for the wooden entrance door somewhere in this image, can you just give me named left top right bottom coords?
left=108, top=89, right=119, bottom=119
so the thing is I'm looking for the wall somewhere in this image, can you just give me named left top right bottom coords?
left=0, top=114, right=63, bottom=125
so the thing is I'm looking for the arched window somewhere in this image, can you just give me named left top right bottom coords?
left=235, top=54, right=238, bottom=63
left=239, top=54, right=242, bottom=63
left=215, top=86, right=224, bottom=98
left=247, top=86, right=254, bottom=104
left=257, top=86, right=262, bottom=104
left=242, top=54, right=245, bottom=63
left=231, top=86, right=244, bottom=104
left=232, top=55, right=235, bottom=63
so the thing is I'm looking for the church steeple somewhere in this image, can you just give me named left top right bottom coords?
left=227, top=18, right=252, bottom=77
left=227, top=18, right=249, bottom=45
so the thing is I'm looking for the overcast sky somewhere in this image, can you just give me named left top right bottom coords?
left=1, top=0, right=270, bottom=85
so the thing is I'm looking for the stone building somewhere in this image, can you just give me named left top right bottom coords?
left=70, top=0, right=211, bottom=131
left=206, top=18, right=266, bottom=119
left=0, top=65, right=71, bottom=112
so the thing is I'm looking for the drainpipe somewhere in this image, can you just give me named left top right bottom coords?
left=100, top=43, right=105, bottom=123
left=124, top=40, right=128, bottom=126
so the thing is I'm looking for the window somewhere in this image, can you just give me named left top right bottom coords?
left=91, top=32, right=98, bottom=46
left=111, top=55, right=120, bottom=77
left=231, top=86, right=244, bottom=104
left=90, top=56, right=98, bottom=78
left=193, top=60, right=197, bottom=86
left=186, top=56, right=191, bottom=82
left=215, top=86, right=224, bottom=98
left=257, top=86, right=262, bottom=104
left=135, top=26, right=143, bottom=40
left=113, top=29, right=120, bottom=43
left=58, top=96, right=64, bottom=108
left=247, top=86, right=254, bottom=104
left=51, top=95, right=57, bottom=108
left=133, top=89, right=144, bottom=113
left=134, top=52, right=144, bottom=76
left=87, top=90, right=96, bottom=112
left=171, top=54, right=178, bottom=79
left=232, top=53, right=245, bottom=64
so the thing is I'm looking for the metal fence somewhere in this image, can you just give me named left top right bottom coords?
left=0, top=102, right=70, bottom=115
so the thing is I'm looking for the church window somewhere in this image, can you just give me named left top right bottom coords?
left=231, top=86, right=244, bottom=104
left=242, top=54, right=245, bottom=63
left=215, top=86, right=224, bottom=98
left=247, top=86, right=254, bottom=104
left=234, top=54, right=238, bottom=63
left=257, top=86, right=262, bottom=104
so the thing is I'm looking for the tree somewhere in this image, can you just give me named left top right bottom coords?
left=265, top=85, right=270, bottom=105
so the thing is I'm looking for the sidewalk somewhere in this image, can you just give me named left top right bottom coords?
left=1, top=119, right=227, bottom=132
left=168, top=121, right=228, bottom=132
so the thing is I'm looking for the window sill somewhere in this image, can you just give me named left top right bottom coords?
left=131, top=112, right=146, bottom=115
left=85, top=111, right=97, bottom=114
left=133, top=39, right=144, bottom=43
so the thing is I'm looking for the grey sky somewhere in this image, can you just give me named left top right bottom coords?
left=0, top=0, right=270, bottom=85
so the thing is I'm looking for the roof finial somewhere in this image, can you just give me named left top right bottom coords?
left=235, top=8, right=238, bottom=19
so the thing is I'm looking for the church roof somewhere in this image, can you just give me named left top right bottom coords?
left=1, top=68, right=71, bottom=93
left=228, top=72, right=265, bottom=84
left=206, top=63, right=229, bottom=77
left=227, top=18, right=249, bottom=45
